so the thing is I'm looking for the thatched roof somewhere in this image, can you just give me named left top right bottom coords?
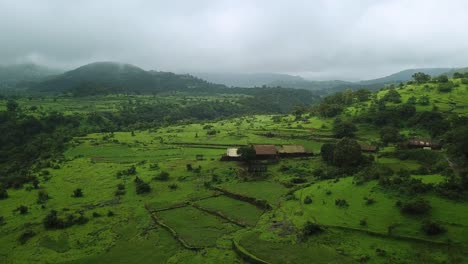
left=278, top=145, right=307, bottom=154
left=253, top=145, right=278, bottom=155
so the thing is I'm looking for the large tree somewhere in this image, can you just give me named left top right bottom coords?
left=332, top=118, right=357, bottom=138
left=411, top=72, right=431, bottom=84
left=333, top=138, right=363, bottom=167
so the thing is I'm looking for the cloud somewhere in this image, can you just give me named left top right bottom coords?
left=0, top=0, right=467, bottom=80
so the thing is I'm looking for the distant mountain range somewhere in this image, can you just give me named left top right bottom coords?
left=0, top=61, right=465, bottom=95
left=192, top=68, right=459, bottom=91
left=0, top=63, right=62, bottom=89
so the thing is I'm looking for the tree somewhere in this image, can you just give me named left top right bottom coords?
left=418, top=95, right=430, bottom=105
left=37, top=190, right=49, bottom=204
left=154, top=171, right=170, bottom=181
left=436, top=75, right=449, bottom=83
left=0, top=185, right=8, bottom=200
left=16, top=205, right=28, bottom=215
left=320, top=143, right=336, bottom=164
left=332, top=118, right=357, bottom=138
left=421, top=220, right=446, bottom=236
left=237, top=146, right=256, bottom=161
left=412, top=72, right=431, bottom=84
left=382, top=89, right=401, bottom=103
left=400, top=198, right=431, bottom=215
left=6, top=100, right=18, bottom=112
left=453, top=72, right=464, bottom=79
left=43, top=210, right=65, bottom=229
left=333, top=138, right=363, bottom=167
left=380, top=126, right=401, bottom=144
left=135, top=177, right=151, bottom=194
left=72, top=188, right=83, bottom=197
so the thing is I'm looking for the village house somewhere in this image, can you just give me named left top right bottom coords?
left=407, top=138, right=441, bottom=150
left=360, top=144, right=379, bottom=153
left=253, top=144, right=278, bottom=160
left=220, top=147, right=242, bottom=161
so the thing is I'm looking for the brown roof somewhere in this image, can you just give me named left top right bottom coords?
left=278, top=145, right=307, bottom=154
left=253, top=145, right=278, bottom=155
left=408, top=138, right=438, bottom=147
left=360, top=144, right=378, bottom=152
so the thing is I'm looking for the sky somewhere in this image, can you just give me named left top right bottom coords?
left=1, top=0, right=468, bottom=81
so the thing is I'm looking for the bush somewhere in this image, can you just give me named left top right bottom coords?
left=92, top=212, right=102, bottom=218
left=421, top=220, right=446, bottom=236
left=335, top=199, right=349, bottom=207
left=37, top=190, right=49, bottom=204
left=107, top=210, right=115, bottom=217
left=303, top=196, right=312, bottom=204
left=154, top=171, right=170, bottom=181
left=186, top=164, right=193, bottom=171
left=72, top=188, right=83, bottom=197
left=360, top=219, right=368, bottom=227
left=0, top=186, right=8, bottom=200
left=16, top=205, right=29, bottom=215
left=135, top=177, right=151, bottom=194
left=18, top=230, right=36, bottom=244
left=43, top=210, right=66, bottom=229
left=302, top=221, right=324, bottom=237
left=168, top=183, right=178, bottom=190
left=400, top=198, right=431, bottom=215
left=0, top=216, right=5, bottom=226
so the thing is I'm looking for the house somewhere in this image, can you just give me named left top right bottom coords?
left=407, top=138, right=441, bottom=150
left=277, top=145, right=312, bottom=157
left=360, top=144, right=379, bottom=153
left=220, top=147, right=242, bottom=161
left=253, top=145, right=278, bottom=160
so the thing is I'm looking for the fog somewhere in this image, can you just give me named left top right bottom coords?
left=1, top=0, right=467, bottom=80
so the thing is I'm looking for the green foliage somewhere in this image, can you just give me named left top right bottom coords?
left=237, top=146, right=256, bottom=161
left=18, top=230, right=36, bottom=244
left=412, top=72, right=431, bottom=84
left=0, top=185, right=8, bottom=199
left=303, top=196, right=313, bottom=204
left=400, top=198, right=431, bottom=215
left=154, top=171, right=170, bottom=181
left=6, top=99, right=19, bottom=112
left=320, top=143, right=336, bottom=164
left=333, top=138, right=363, bottom=167
left=134, top=177, right=151, bottom=194
left=379, top=126, right=401, bottom=144
left=72, top=188, right=83, bottom=197
left=332, top=118, right=357, bottom=138
left=381, top=89, right=401, bottom=103
left=437, top=81, right=454, bottom=92
left=15, top=205, right=28, bottom=214
left=302, top=221, right=324, bottom=237
left=421, top=220, right=446, bottom=236
left=335, top=199, right=349, bottom=207
left=37, top=190, right=49, bottom=204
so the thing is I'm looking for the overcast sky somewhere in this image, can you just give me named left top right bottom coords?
left=1, top=0, right=468, bottom=80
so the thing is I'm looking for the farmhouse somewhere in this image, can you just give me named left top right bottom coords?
left=360, top=144, right=379, bottom=153
left=407, top=138, right=441, bottom=150
left=277, top=144, right=312, bottom=157
left=253, top=144, right=278, bottom=160
left=220, top=147, right=242, bottom=161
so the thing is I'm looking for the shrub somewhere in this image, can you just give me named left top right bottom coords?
left=72, top=188, right=83, bottom=198
left=335, top=199, right=349, bottom=207
left=0, top=216, right=5, bottom=225
left=37, top=190, right=49, bottom=204
left=16, top=205, right=29, bottom=215
left=168, top=183, right=178, bottom=190
left=135, top=177, right=151, bottom=194
left=421, top=220, right=446, bottom=236
left=43, top=210, right=66, bottom=229
left=18, top=230, right=36, bottom=244
left=154, top=171, right=170, bottom=181
left=400, top=198, right=431, bottom=215
left=107, top=210, right=115, bottom=217
left=186, top=164, right=193, bottom=171
left=92, top=212, right=102, bottom=218
left=360, top=219, right=368, bottom=227
left=302, top=221, right=324, bottom=237
left=0, top=186, right=9, bottom=200
left=364, top=197, right=375, bottom=205
left=303, top=196, right=312, bottom=204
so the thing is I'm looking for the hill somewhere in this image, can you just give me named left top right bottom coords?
left=190, top=72, right=305, bottom=88
left=358, top=68, right=454, bottom=85
left=32, top=62, right=225, bottom=95
left=0, top=63, right=62, bottom=89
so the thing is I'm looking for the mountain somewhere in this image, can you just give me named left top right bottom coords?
left=358, top=68, right=454, bottom=85
left=33, top=62, right=225, bottom=95
left=0, top=63, right=62, bottom=89
left=190, top=72, right=305, bottom=88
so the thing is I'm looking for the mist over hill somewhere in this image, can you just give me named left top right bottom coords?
left=0, top=63, right=62, bottom=89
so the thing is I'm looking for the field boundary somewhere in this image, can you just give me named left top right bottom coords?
left=191, top=203, right=248, bottom=228
left=208, top=186, right=272, bottom=210
left=232, top=240, right=271, bottom=264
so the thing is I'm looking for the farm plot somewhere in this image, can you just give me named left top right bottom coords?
left=157, top=207, right=241, bottom=247
left=194, top=195, right=265, bottom=226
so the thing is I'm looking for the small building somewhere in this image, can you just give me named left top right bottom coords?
left=253, top=145, right=278, bottom=160
left=220, top=147, right=242, bottom=161
left=360, top=144, right=379, bottom=153
left=407, top=138, right=441, bottom=150
left=277, top=145, right=312, bottom=157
